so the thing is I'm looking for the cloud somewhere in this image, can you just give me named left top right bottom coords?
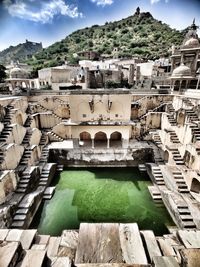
left=91, top=0, right=114, bottom=7
left=150, top=0, right=169, bottom=4
left=3, top=0, right=83, bottom=23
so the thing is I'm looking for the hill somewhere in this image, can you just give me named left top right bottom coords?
left=0, top=40, right=43, bottom=64
left=28, top=8, right=184, bottom=73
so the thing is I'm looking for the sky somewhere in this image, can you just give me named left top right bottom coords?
left=0, top=0, right=199, bottom=51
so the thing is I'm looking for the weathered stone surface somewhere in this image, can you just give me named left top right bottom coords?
left=0, top=229, right=9, bottom=241
left=35, top=234, right=50, bottom=245
left=6, top=229, right=23, bottom=242
left=47, top=237, right=61, bottom=258
left=20, top=229, right=37, bottom=250
left=119, top=224, right=148, bottom=265
left=141, top=230, right=162, bottom=261
left=180, top=248, right=200, bottom=267
left=157, top=238, right=176, bottom=257
left=75, top=223, right=123, bottom=264
left=178, top=230, right=200, bottom=249
left=153, top=256, right=180, bottom=267
left=50, top=256, right=71, bottom=267
left=0, top=241, right=21, bottom=267
left=20, top=250, right=46, bottom=267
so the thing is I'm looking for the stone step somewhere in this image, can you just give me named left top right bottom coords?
left=13, top=214, right=26, bottom=221
left=180, top=215, right=194, bottom=221
left=11, top=221, right=24, bottom=228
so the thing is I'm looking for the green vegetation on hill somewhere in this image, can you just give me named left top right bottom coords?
left=0, top=40, right=42, bottom=65
left=4, top=10, right=185, bottom=75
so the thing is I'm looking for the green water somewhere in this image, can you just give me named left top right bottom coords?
left=33, top=168, right=173, bottom=236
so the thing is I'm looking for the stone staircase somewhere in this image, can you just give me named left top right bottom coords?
left=39, top=132, right=48, bottom=146
left=182, top=98, right=194, bottom=108
left=0, top=124, right=13, bottom=143
left=39, top=146, right=49, bottom=164
left=167, top=114, right=177, bottom=126
left=151, top=166, right=165, bottom=186
left=36, top=104, right=63, bottom=122
left=38, top=168, right=51, bottom=187
left=24, top=115, right=33, bottom=128
left=169, top=131, right=180, bottom=144
left=177, top=204, right=196, bottom=229
left=48, top=131, right=64, bottom=142
left=19, top=147, right=32, bottom=166
left=172, top=171, right=189, bottom=194
left=170, top=148, right=184, bottom=165
left=152, top=132, right=162, bottom=146
left=167, top=103, right=175, bottom=113
left=2, top=104, right=15, bottom=126
left=22, top=129, right=32, bottom=146
left=190, top=125, right=200, bottom=142
left=186, top=110, right=199, bottom=123
left=16, top=170, right=32, bottom=194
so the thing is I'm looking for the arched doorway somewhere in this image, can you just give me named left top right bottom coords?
left=191, top=178, right=200, bottom=193
left=110, top=131, right=122, bottom=148
left=79, top=131, right=92, bottom=147
left=174, top=80, right=180, bottom=91
left=94, top=131, right=107, bottom=148
left=164, top=150, right=169, bottom=163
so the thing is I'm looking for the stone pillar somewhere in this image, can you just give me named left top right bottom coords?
left=73, top=138, right=79, bottom=148
left=107, top=139, right=110, bottom=149
left=128, top=64, right=135, bottom=85
left=136, top=66, right=141, bottom=82
left=85, top=67, right=90, bottom=89
left=92, top=138, right=94, bottom=149
left=122, top=139, right=129, bottom=149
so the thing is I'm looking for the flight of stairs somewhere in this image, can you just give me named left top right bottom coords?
left=0, top=125, right=13, bottom=143
left=171, top=148, right=184, bottom=165
left=190, top=125, right=200, bottom=142
left=167, top=103, right=175, bottom=113
left=19, top=147, right=32, bottom=166
left=167, top=114, right=177, bottom=126
left=177, top=205, right=196, bottom=229
left=169, top=131, right=180, bottom=144
left=22, top=130, right=32, bottom=146
left=48, top=131, right=64, bottom=142
left=16, top=171, right=32, bottom=194
left=186, top=110, right=199, bottom=123
left=172, top=171, right=189, bottom=193
left=151, top=166, right=165, bottom=186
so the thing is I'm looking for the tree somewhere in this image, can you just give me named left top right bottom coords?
left=0, top=65, right=6, bottom=83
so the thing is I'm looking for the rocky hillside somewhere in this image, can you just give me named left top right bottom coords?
left=0, top=40, right=43, bottom=64
left=29, top=8, right=184, bottom=72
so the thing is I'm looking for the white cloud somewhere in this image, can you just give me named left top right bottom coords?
left=3, top=0, right=83, bottom=23
left=150, top=0, right=169, bottom=4
left=91, top=0, right=114, bottom=7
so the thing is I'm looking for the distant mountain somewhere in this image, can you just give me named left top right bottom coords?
left=28, top=8, right=184, bottom=72
left=0, top=40, right=43, bottom=64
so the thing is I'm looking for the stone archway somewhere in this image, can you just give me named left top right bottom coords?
left=110, top=131, right=122, bottom=148
left=164, top=150, right=169, bottom=163
left=191, top=178, right=200, bottom=193
left=79, top=131, right=92, bottom=147
left=174, top=80, right=180, bottom=91
left=94, top=131, right=107, bottom=148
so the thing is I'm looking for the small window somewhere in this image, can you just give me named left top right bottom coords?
left=115, top=114, right=119, bottom=118
left=82, top=114, right=86, bottom=118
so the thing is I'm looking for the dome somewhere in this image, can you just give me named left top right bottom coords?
left=184, top=37, right=199, bottom=47
left=10, top=66, right=29, bottom=79
left=171, top=64, right=192, bottom=78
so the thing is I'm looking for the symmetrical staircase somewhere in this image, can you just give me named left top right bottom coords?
left=190, top=125, right=200, bottom=142
left=19, top=147, right=32, bottom=166
left=16, top=171, right=31, bottom=194
left=169, top=131, right=180, bottom=144
left=167, top=114, right=177, bottom=126
left=48, top=131, right=64, bottom=142
left=177, top=205, right=196, bottom=229
left=0, top=125, right=13, bottom=143
left=172, top=171, right=189, bottom=193
left=170, top=148, right=184, bottom=165
left=186, top=110, right=199, bottom=123
left=151, top=166, right=165, bottom=186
